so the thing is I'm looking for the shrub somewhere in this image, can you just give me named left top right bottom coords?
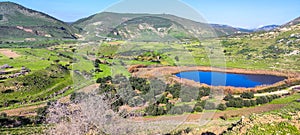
left=129, top=77, right=150, bottom=94
left=158, top=94, right=169, bottom=104
left=145, top=103, right=165, bottom=116
left=217, top=103, right=227, bottom=111
left=198, top=87, right=211, bottom=99
left=240, top=92, right=254, bottom=99
left=96, top=76, right=112, bottom=83
left=256, top=96, right=269, bottom=104
left=223, top=94, right=234, bottom=101
left=250, top=100, right=257, bottom=106
left=128, top=96, right=145, bottom=107
left=174, top=56, right=179, bottom=61
left=180, top=85, right=199, bottom=102
left=195, top=101, right=206, bottom=108
left=243, top=100, right=252, bottom=107
left=1, top=89, right=14, bottom=94
left=226, top=98, right=244, bottom=108
left=168, top=104, right=193, bottom=115
left=193, top=106, right=203, bottom=112
left=94, top=68, right=103, bottom=73
left=166, top=84, right=181, bottom=98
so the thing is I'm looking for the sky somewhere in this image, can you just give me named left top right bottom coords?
left=1, top=0, right=300, bottom=29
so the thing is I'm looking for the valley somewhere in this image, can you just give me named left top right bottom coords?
left=0, top=1, right=300, bottom=135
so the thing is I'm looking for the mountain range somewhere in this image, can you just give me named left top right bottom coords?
left=253, top=25, right=280, bottom=32
left=0, top=2, right=299, bottom=41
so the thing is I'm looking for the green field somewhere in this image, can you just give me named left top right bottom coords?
left=0, top=2, right=300, bottom=134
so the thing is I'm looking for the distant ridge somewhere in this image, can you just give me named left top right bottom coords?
left=282, top=16, right=300, bottom=27
left=72, top=12, right=251, bottom=40
left=254, top=25, right=280, bottom=32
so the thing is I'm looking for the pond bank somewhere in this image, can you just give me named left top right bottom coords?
left=131, top=65, right=300, bottom=94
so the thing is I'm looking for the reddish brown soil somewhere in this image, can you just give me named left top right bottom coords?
left=0, top=49, right=20, bottom=58
left=0, top=104, right=46, bottom=116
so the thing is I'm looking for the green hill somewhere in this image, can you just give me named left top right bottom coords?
left=107, top=16, right=196, bottom=41
left=0, top=2, right=78, bottom=41
left=219, top=16, right=300, bottom=71
left=73, top=12, right=249, bottom=41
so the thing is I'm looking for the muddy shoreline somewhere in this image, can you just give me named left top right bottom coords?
left=131, top=65, right=300, bottom=94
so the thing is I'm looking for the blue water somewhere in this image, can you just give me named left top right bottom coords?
left=175, top=71, right=286, bottom=88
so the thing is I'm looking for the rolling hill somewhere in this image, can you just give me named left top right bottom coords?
left=73, top=12, right=250, bottom=41
left=0, top=2, right=78, bottom=41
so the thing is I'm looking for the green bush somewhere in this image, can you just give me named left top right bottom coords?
left=193, top=106, right=203, bottom=112
left=168, top=104, right=193, bottom=115
left=217, top=103, right=227, bottom=111
left=226, top=98, right=244, bottom=108
left=256, top=96, right=269, bottom=104
left=223, top=94, right=234, bottom=101
left=243, top=100, right=252, bottom=107
left=145, top=103, right=165, bottom=116
left=240, top=92, right=254, bottom=99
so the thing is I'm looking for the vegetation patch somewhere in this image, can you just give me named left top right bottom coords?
left=246, top=122, right=300, bottom=135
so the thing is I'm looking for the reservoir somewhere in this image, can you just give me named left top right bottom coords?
left=175, top=71, right=286, bottom=88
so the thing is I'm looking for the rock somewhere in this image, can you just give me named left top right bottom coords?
left=0, top=64, right=13, bottom=69
left=277, top=39, right=285, bottom=43
left=286, top=40, right=294, bottom=45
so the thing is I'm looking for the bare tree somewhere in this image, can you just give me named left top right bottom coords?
left=45, top=93, right=185, bottom=135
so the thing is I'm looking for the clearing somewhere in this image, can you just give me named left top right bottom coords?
left=0, top=49, right=20, bottom=58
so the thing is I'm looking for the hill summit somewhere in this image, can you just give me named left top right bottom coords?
left=0, top=2, right=77, bottom=40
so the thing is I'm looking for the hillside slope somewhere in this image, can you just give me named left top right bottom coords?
left=282, top=16, right=300, bottom=27
left=219, top=15, right=300, bottom=71
left=0, top=2, right=77, bottom=40
left=73, top=12, right=249, bottom=40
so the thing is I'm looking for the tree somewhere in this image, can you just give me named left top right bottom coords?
left=217, top=103, right=227, bottom=111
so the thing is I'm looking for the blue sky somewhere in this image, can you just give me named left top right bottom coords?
left=1, top=0, right=300, bottom=28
